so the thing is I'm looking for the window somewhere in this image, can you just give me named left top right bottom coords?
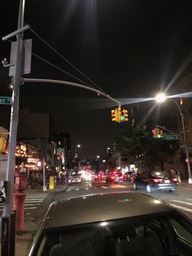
left=170, top=218, right=192, bottom=244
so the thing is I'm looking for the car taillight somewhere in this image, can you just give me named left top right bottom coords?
left=172, top=178, right=177, bottom=182
left=153, top=178, right=163, bottom=183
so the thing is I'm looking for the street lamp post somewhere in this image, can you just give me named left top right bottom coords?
left=37, top=159, right=47, bottom=191
left=156, top=93, right=192, bottom=184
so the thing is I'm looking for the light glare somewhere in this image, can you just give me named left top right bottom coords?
left=155, top=93, right=166, bottom=103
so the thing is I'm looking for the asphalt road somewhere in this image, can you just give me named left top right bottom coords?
left=13, top=179, right=192, bottom=224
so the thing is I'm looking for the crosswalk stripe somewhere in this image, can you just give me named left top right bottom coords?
left=170, top=200, right=192, bottom=206
left=0, top=195, right=46, bottom=212
left=170, top=203, right=192, bottom=213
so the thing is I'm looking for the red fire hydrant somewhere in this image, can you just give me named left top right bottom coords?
left=14, top=172, right=28, bottom=231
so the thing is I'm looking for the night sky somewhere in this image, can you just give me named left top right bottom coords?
left=1, top=0, right=192, bottom=159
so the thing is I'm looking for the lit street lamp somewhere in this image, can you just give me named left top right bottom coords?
left=155, top=93, right=192, bottom=184
left=75, top=144, right=81, bottom=158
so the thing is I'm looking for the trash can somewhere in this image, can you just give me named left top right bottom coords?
left=49, top=176, right=55, bottom=189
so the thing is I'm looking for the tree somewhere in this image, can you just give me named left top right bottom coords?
left=113, top=124, right=175, bottom=170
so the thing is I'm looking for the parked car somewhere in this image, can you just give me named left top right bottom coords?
left=133, top=170, right=177, bottom=192
left=67, top=173, right=82, bottom=185
left=28, top=192, right=192, bottom=256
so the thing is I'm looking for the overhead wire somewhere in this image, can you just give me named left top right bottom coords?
left=32, top=53, right=95, bottom=88
left=29, top=28, right=108, bottom=95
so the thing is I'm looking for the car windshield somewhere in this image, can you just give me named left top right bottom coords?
left=35, top=213, right=192, bottom=256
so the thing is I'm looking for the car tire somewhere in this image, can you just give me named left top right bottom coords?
left=146, top=184, right=151, bottom=193
left=133, top=183, right=137, bottom=190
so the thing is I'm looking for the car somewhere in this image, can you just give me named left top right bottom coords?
left=67, top=173, right=82, bottom=185
left=106, top=170, right=123, bottom=184
left=122, top=171, right=133, bottom=181
left=133, top=170, right=178, bottom=192
left=28, top=192, right=192, bottom=256
left=94, top=172, right=105, bottom=181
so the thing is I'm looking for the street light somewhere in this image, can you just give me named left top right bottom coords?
left=37, top=159, right=47, bottom=191
left=75, top=144, right=81, bottom=158
left=155, top=93, right=192, bottom=184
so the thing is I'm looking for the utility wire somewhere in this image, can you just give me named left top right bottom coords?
left=32, top=53, right=95, bottom=88
left=30, top=28, right=107, bottom=95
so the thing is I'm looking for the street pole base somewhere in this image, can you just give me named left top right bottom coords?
left=188, top=178, right=192, bottom=184
left=43, top=185, right=47, bottom=191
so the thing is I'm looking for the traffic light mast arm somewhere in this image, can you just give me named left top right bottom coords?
left=23, top=78, right=121, bottom=106
left=156, top=125, right=176, bottom=134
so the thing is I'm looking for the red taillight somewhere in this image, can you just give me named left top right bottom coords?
left=172, top=178, right=177, bottom=182
left=153, top=178, right=163, bottom=183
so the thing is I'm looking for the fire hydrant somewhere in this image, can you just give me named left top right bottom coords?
left=14, top=172, right=27, bottom=231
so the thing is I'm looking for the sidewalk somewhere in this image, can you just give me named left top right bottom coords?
left=16, top=185, right=66, bottom=256
left=15, top=220, right=38, bottom=256
left=1, top=185, right=65, bottom=256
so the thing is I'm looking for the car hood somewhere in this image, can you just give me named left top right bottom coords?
left=44, top=192, right=173, bottom=229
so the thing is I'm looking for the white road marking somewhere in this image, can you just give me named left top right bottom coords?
left=170, top=200, right=192, bottom=206
left=170, top=203, right=192, bottom=213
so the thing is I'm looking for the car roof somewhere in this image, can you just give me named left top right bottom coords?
left=44, top=192, right=174, bottom=229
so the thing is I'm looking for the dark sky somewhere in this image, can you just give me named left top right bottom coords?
left=1, top=0, right=192, bottom=160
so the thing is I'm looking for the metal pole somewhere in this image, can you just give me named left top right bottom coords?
left=43, top=159, right=47, bottom=191
left=170, top=99, right=192, bottom=184
left=3, top=0, right=26, bottom=216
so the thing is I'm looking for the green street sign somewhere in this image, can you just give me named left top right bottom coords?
left=162, top=134, right=181, bottom=140
left=0, top=96, right=12, bottom=105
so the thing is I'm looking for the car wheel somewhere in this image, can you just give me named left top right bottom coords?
left=133, top=183, right=137, bottom=190
left=146, top=184, right=151, bottom=193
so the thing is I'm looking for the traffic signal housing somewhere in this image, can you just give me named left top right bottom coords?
left=121, top=109, right=128, bottom=122
left=152, top=128, right=159, bottom=138
left=111, top=109, right=117, bottom=122
left=111, top=108, right=121, bottom=123
left=152, top=128, right=164, bottom=138
left=0, top=136, right=6, bottom=152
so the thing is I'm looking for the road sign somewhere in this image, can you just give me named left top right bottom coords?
left=0, top=96, right=12, bottom=105
left=162, top=134, right=181, bottom=140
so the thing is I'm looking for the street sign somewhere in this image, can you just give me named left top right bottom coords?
left=0, top=96, right=12, bottom=105
left=162, top=134, right=181, bottom=140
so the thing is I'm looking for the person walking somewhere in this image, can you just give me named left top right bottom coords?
left=176, top=170, right=181, bottom=184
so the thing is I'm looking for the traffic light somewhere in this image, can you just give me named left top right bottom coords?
left=111, top=108, right=121, bottom=123
left=0, top=136, right=6, bottom=152
left=120, top=109, right=128, bottom=122
left=158, top=129, right=164, bottom=138
left=111, top=109, right=117, bottom=122
left=116, top=107, right=121, bottom=123
left=152, top=128, right=159, bottom=138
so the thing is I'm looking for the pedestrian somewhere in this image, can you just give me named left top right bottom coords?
left=176, top=170, right=181, bottom=184
left=171, top=169, right=176, bottom=177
